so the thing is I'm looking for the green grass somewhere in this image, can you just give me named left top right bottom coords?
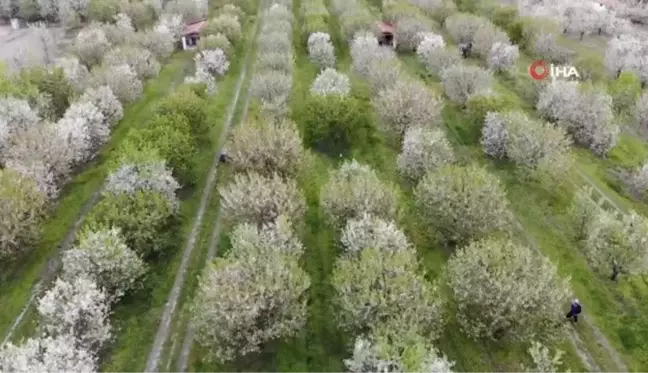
left=0, top=53, right=193, bottom=342
left=99, top=15, right=259, bottom=372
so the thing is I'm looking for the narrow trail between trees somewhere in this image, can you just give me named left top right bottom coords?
left=175, top=17, right=260, bottom=373
left=143, top=7, right=263, bottom=371
left=0, top=64, right=189, bottom=348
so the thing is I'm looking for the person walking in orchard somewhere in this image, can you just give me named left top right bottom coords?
left=566, top=299, right=582, bottom=323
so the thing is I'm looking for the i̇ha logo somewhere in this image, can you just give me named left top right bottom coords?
left=529, top=60, right=580, bottom=81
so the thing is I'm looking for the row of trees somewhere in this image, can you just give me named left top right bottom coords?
left=0, top=0, right=207, bottom=29
left=0, top=1, right=250, bottom=370
left=190, top=1, right=313, bottom=364
left=1, top=10, right=172, bottom=261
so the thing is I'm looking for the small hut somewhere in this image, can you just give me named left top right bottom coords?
left=181, top=19, right=207, bottom=50
left=375, top=21, right=396, bottom=48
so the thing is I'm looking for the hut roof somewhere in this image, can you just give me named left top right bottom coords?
left=183, top=19, right=207, bottom=36
left=376, top=21, right=395, bottom=34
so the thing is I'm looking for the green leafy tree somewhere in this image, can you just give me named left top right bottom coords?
left=157, top=87, right=208, bottom=143
left=301, top=94, right=374, bottom=156
left=446, top=236, right=571, bottom=341
left=608, top=71, right=641, bottom=114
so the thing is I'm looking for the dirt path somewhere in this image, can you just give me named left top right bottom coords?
left=142, top=8, right=263, bottom=371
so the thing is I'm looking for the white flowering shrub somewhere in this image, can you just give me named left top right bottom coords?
left=220, top=171, right=306, bottom=226
left=226, top=119, right=304, bottom=177
left=310, top=68, right=351, bottom=97
left=350, top=32, right=397, bottom=81
left=3, top=123, right=73, bottom=198
left=251, top=70, right=292, bottom=118
left=104, top=46, right=161, bottom=80
left=92, top=63, right=143, bottom=104
left=441, top=64, right=493, bottom=105
left=57, top=100, right=107, bottom=163
left=256, top=52, right=293, bottom=74
left=488, top=42, right=520, bottom=72
left=158, top=12, right=185, bottom=39
left=472, top=22, right=510, bottom=58
left=195, top=49, right=230, bottom=77
left=307, top=31, right=336, bottom=69
left=373, top=79, right=443, bottom=139
left=205, top=13, right=242, bottom=43
left=524, top=341, right=566, bottom=373
left=191, top=249, right=309, bottom=362
left=37, top=276, right=111, bottom=350
left=199, top=33, right=234, bottom=57
left=70, top=23, right=111, bottom=68
left=345, top=330, right=454, bottom=373
left=136, top=27, right=175, bottom=61
left=636, top=91, right=648, bottom=132
left=185, top=69, right=218, bottom=96
left=446, top=236, right=571, bottom=341
left=414, top=164, right=512, bottom=244
left=321, top=160, right=399, bottom=224
left=333, top=247, right=444, bottom=338
left=0, top=169, right=47, bottom=260
left=481, top=111, right=573, bottom=179
left=537, top=80, right=618, bottom=156
left=0, top=97, right=40, bottom=147
left=102, top=13, right=135, bottom=45
left=533, top=33, right=574, bottom=64
left=396, top=16, right=433, bottom=52
left=229, top=215, right=304, bottom=258
left=397, top=126, right=455, bottom=181
left=581, top=208, right=648, bottom=281
left=605, top=33, right=646, bottom=79
left=0, top=335, right=97, bottom=372
left=341, top=213, right=410, bottom=254
left=56, top=56, right=90, bottom=91
left=79, top=85, right=123, bottom=127
left=629, top=162, right=648, bottom=196
left=258, top=31, right=293, bottom=55
left=444, top=12, right=487, bottom=44
left=416, top=37, right=460, bottom=77
left=105, top=161, right=180, bottom=209
left=62, top=227, right=146, bottom=301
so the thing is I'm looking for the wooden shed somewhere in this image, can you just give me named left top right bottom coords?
left=182, top=19, right=207, bottom=50
left=375, top=21, right=396, bottom=48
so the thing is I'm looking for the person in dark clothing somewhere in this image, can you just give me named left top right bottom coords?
left=566, top=299, right=582, bottom=323
left=219, top=151, right=228, bottom=163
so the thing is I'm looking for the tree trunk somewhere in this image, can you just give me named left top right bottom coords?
left=598, top=27, right=602, bottom=35
left=580, top=31, right=584, bottom=40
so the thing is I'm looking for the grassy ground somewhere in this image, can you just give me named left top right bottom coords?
left=0, top=53, right=193, bottom=342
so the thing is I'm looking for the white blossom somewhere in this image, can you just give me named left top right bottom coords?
left=194, top=49, right=230, bottom=77
left=226, top=119, right=304, bottom=177
left=92, top=63, right=143, bottom=104
left=37, top=276, right=111, bottom=350
left=105, top=162, right=180, bottom=210
left=440, top=64, right=493, bottom=105
left=446, top=236, right=571, bottom=341
left=488, top=42, right=520, bottom=72
left=307, top=32, right=336, bottom=69
left=414, top=164, right=512, bottom=244
left=321, top=159, right=399, bottom=223
left=341, top=213, right=410, bottom=254
left=56, top=100, right=107, bottom=163
left=310, top=68, right=351, bottom=96
left=373, top=79, right=443, bottom=138
left=0, top=334, right=96, bottom=373
left=56, top=56, right=89, bottom=91
left=525, top=341, right=566, bottom=373
left=62, top=227, right=146, bottom=301
left=220, top=171, right=306, bottom=226
left=104, top=46, right=161, bottom=80
left=70, top=23, right=111, bottom=68
left=79, top=86, right=123, bottom=127
left=397, top=126, right=455, bottom=181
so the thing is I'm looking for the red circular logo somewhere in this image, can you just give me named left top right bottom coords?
left=529, top=60, right=549, bottom=80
